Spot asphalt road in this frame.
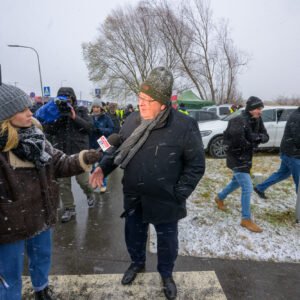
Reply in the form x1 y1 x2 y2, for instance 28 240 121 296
43 169 300 300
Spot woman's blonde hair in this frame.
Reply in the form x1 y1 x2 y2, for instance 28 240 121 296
0 117 41 152
0 120 19 151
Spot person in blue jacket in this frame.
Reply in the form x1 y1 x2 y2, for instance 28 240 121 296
89 99 114 192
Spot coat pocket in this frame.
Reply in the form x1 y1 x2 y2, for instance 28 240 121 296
0 200 26 236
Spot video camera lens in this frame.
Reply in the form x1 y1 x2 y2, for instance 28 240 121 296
55 95 72 115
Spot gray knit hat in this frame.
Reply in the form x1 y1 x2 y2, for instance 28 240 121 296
91 98 103 107
0 84 32 122
140 67 174 104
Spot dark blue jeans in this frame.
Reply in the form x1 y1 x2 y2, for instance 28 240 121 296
0 229 52 300
125 209 178 278
256 154 300 193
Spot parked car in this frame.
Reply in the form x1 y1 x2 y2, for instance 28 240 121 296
199 106 297 158
187 109 220 122
201 104 232 118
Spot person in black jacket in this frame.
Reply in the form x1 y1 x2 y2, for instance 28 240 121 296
90 67 205 300
254 107 300 223
43 87 95 222
215 96 269 233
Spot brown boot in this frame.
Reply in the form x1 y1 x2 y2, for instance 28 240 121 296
241 219 263 233
215 196 227 211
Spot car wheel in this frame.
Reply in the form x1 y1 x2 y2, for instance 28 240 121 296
209 136 226 158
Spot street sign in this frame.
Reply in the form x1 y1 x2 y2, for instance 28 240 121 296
44 86 51 97
95 88 101 98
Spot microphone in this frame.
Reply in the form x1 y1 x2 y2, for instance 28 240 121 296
97 133 121 153
107 133 122 148
92 133 122 174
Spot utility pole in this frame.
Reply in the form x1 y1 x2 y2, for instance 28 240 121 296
8 44 44 97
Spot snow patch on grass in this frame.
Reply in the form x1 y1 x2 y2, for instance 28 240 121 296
150 155 300 263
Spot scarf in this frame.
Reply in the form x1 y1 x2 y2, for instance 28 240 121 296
114 106 171 168
0 126 52 169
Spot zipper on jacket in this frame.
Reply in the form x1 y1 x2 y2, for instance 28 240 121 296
155 145 158 157
0 275 9 288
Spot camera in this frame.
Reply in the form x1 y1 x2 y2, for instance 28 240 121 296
55 95 72 116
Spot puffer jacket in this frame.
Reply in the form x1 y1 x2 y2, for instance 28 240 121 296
101 109 205 224
224 111 269 173
0 142 91 244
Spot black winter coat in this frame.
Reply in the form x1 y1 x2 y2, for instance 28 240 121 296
44 105 93 155
101 109 205 224
280 107 300 158
224 111 269 173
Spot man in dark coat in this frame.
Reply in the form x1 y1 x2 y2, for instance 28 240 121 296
90 67 205 300
43 87 94 222
215 96 269 233
254 106 300 223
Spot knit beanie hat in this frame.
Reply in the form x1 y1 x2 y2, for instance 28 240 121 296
140 67 174 104
0 84 32 122
91 98 103 107
245 96 264 112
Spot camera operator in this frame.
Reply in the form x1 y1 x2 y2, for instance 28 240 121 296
43 87 95 223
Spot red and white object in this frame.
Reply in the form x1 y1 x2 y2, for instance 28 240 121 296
97 136 111 152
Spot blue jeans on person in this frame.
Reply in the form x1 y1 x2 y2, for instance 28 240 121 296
0 229 52 300
125 208 178 278
218 171 253 219
256 154 300 194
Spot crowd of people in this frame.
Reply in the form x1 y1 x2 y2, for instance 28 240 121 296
0 66 299 300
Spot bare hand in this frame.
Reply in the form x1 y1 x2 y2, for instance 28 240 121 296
70 107 76 119
89 166 104 189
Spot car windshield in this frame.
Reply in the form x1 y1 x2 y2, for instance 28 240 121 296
222 110 242 121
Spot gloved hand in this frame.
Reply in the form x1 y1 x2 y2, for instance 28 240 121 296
83 150 102 165
259 133 269 143
251 133 262 143
94 128 103 136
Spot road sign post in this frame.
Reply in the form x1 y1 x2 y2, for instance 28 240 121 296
44 86 51 97
95 88 101 98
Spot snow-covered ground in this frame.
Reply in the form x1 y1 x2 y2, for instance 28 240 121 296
150 155 300 263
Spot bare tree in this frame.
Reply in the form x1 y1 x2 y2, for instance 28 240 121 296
83 0 248 104
82 3 179 101
148 0 248 103
216 21 248 103
273 96 300 105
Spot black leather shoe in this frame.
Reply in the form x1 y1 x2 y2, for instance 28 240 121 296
61 208 76 223
121 264 145 285
34 286 55 300
162 277 177 300
254 187 268 199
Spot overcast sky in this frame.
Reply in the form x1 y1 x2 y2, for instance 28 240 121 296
1 0 300 101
